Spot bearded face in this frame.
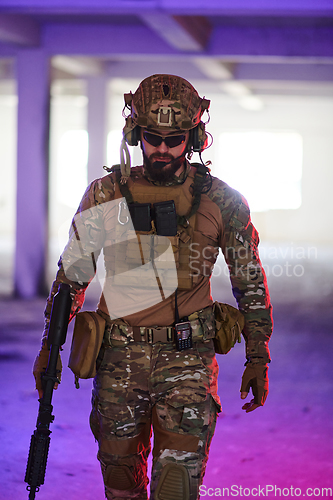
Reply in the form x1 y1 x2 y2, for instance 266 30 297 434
140 129 189 183
143 151 186 183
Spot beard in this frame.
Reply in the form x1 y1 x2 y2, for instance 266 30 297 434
143 152 185 183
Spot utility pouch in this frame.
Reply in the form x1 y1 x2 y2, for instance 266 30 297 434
129 203 152 232
154 200 178 236
68 311 106 379
213 302 245 354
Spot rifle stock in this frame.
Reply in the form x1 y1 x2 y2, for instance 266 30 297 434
25 283 72 499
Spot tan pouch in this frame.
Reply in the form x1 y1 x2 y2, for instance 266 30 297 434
213 302 245 354
68 311 106 379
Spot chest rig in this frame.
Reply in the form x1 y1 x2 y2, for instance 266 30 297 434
105 164 215 291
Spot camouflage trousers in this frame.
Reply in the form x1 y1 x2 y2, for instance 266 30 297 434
90 339 221 500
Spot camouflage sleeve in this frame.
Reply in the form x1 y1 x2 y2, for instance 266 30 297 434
209 177 273 365
41 174 115 345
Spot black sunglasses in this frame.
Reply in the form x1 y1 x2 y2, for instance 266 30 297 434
143 131 186 148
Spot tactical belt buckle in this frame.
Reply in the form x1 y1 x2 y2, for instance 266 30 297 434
146 327 173 343
132 326 173 343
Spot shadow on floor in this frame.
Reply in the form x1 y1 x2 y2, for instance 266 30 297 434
1 271 333 499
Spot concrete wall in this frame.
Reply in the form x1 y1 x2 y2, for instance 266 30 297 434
206 93 333 246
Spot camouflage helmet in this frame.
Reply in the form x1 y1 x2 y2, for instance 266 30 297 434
123 74 210 144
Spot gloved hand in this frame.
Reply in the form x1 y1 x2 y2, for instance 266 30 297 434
240 363 269 413
33 347 62 399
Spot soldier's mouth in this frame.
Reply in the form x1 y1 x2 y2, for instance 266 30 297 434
150 154 174 169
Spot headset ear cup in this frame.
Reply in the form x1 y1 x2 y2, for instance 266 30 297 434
132 126 140 146
191 123 207 152
123 117 140 146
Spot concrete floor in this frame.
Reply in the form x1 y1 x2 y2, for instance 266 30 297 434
1 251 333 500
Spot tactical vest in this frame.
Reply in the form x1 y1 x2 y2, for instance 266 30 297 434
103 166 219 291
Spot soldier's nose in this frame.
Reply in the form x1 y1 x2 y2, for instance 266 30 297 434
156 141 168 153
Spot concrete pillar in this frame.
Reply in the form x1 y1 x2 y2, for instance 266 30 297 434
86 76 109 183
14 49 50 297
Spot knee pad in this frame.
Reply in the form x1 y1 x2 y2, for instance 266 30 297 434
104 464 136 491
154 464 189 500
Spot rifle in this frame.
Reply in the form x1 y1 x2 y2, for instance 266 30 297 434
25 283 72 499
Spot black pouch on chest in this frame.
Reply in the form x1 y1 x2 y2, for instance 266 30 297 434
129 203 152 232
154 200 177 236
129 200 177 237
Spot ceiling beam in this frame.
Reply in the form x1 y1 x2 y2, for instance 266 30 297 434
160 0 333 16
0 14 40 46
1 21 332 66
0 0 332 16
39 24 333 60
139 13 211 51
172 16 212 50
210 26 333 59
43 24 176 55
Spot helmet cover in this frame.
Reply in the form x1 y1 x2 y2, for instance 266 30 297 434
123 74 210 137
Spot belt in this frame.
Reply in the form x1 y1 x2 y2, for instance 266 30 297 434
103 316 205 347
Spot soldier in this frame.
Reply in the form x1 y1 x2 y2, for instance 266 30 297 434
33 74 273 500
